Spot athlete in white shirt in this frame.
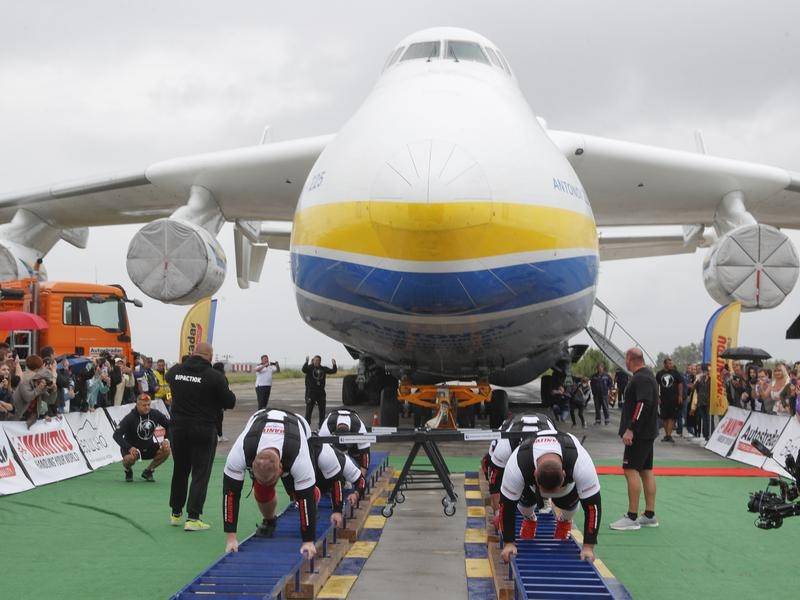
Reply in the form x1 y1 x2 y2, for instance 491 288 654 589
499 431 602 564
319 409 371 474
222 409 316 558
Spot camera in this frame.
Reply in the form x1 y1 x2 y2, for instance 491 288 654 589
746 439 800 529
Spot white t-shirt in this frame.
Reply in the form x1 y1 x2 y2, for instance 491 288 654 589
500 432 601 502
318 410 371 450
316 444 363 484
489 415 556 468
224 410 315 490
255 364 278 387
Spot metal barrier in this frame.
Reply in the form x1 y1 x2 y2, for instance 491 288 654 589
509 512 614 600
172 452 390 599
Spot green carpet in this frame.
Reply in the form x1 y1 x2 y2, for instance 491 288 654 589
0 457 289 600
1 456 795 599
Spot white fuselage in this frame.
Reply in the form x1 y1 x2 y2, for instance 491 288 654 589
290 34 598 383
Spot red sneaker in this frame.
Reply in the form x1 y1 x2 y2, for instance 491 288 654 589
554 519 572 540
519 518 537 539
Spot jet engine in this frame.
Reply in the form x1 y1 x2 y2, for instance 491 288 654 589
126 218 226 305
702 224 799 310
0 240 47 281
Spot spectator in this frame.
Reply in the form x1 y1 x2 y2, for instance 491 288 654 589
786 382 798 417
0 363 14 420
302 355 337 428
154 359 171 409
86 358 111 411
549 384 570 423
656 357 683 443
590 363 612 426
693 364 711 441
111 358 126 405
678 364 695 437
756 369 772 413
122 362 136 404
570 377 591 428
614 368 630 409
56 357 76 413
104 353 123 407
773 364 792 415
12 356 55 426
727 363 747 409
255 355 280 410
136 357 159 398
742 365 759 411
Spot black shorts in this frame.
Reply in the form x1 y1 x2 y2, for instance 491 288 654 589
660 399 679 419
623 438 654 471
121 442 161 460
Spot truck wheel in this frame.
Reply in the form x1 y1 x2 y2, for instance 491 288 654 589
379 386 400 427
342 375 360 406
489 389 509 429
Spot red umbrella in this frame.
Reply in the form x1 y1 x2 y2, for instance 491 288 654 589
0 311 49 330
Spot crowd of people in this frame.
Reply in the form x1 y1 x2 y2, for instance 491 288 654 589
0 344 173 425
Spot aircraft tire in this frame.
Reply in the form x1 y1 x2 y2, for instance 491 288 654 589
489 389 509 429
379 386 400 427
342 374 360 406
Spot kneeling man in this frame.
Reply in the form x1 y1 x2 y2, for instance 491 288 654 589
113 393 171 482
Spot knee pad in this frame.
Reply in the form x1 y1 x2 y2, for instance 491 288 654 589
254 481 276 504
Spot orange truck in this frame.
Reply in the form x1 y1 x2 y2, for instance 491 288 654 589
0 278 141 362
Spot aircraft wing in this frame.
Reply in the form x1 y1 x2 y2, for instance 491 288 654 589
0 134 334 228
547 129 800 228
598 233 696 261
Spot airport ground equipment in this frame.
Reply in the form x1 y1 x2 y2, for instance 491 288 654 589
171 453 390 599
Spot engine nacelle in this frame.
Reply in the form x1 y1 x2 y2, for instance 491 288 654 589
126 218 226 305
702 224 799 310
0 240 47 281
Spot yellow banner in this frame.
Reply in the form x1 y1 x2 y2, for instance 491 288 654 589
703 302 741 416
179 298 217 359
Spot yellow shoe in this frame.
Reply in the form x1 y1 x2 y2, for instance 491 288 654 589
169 513 182 527
184 518 211 531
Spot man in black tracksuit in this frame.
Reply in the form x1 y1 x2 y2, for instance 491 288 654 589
167 343 236 531
302 355 337 428
609 347 659 531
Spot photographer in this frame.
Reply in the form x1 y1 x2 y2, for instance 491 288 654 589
11 356 56 426
255 355 280 410
85 357 111 411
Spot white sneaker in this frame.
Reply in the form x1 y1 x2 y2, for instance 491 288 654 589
609 515 641 531
636 514 659 528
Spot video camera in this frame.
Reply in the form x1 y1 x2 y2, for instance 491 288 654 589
746 439 800 529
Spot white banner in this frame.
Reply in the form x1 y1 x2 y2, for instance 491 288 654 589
705 407 751 457
0 424 35 495
104 405 131 429
763 418 800 478
150 399 170 443
64 410 119 469
2 417 90 486
728 411 789 468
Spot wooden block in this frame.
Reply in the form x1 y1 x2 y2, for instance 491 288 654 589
487 540 515 600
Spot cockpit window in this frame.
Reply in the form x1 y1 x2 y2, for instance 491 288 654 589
496 51 513 75
484 47 504 70
382 46 405 71
400 41 441 62
445 41 489 65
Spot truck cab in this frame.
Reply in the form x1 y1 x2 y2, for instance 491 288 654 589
0 279 138 362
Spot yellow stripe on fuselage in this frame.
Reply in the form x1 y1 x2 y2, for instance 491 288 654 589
292 201 597 262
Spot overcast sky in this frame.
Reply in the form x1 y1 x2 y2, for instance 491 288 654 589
1 1 799 366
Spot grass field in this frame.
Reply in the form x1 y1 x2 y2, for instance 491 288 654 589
2 456 796 599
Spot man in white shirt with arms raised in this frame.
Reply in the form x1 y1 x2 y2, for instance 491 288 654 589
254 355 280 410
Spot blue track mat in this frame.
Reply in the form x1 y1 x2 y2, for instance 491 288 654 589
509 512 616 600
172 452 389 600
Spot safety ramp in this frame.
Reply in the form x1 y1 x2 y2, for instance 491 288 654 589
172 452 391 600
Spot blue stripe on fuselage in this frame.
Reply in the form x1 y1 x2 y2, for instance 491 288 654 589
291 253 598 317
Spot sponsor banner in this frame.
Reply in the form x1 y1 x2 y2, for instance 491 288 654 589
702 302 741 416
2 417 90 486
179 297 217 359
64 410 119 469
763 417 800 478
705 407 751 457
0 424 35 495
729 411 789 467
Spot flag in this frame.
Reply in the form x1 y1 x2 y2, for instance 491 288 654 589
179 298 218 359
702 302 741 416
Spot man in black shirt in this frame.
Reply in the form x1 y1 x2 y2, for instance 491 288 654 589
610 348 659 531
590 364 613 425
302 355 337 428
613 369 630 409
113 393 171 482
656 357 683 443
166 342 236 531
